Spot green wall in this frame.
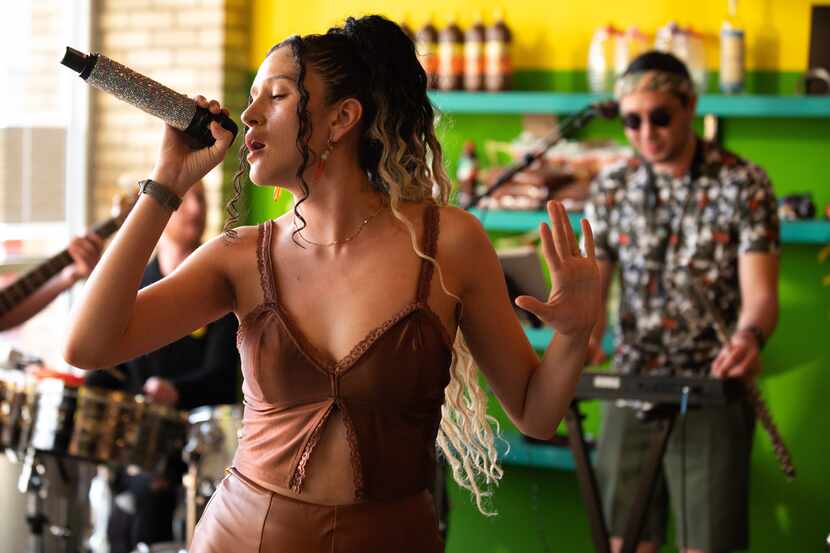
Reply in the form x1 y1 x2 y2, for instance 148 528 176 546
242 69 830 551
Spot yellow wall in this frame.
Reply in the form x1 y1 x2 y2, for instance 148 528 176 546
251 1 825 72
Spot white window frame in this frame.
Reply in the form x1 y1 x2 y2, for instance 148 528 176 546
0 0 91 274
65 0 92 241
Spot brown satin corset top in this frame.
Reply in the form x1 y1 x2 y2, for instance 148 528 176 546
234 204 454 501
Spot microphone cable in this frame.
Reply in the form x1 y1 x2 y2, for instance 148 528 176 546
680 385 690 551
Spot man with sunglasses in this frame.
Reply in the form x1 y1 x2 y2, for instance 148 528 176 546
584 51 779 553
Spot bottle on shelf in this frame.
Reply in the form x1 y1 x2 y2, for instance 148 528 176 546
686 27 708 93
485 10 512 92
456 140 480 207
438 15 464 91
720 0 745 94
588 24 620 93
615 26 649 77
415 17 439 89
464 13 486 92
654 20 681 54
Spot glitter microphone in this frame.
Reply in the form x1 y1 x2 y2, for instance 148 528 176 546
61 46 238 149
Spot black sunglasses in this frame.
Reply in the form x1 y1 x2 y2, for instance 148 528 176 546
621 108 672 130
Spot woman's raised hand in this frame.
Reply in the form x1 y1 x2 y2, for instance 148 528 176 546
150 95 235 197
514 200 601 338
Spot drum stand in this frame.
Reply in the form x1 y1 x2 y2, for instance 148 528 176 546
182 436 206 548
182 459 200 547
17 448 74 553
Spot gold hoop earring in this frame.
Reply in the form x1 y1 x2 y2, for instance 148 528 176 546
273 186 282 202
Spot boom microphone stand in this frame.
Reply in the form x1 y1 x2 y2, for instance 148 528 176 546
462 100 618 211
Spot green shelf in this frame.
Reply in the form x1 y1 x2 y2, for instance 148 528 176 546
429 91 830 118
472 209 830 245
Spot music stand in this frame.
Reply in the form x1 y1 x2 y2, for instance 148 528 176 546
497 245 548 328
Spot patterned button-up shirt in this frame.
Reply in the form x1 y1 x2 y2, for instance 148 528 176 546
585 139 779 376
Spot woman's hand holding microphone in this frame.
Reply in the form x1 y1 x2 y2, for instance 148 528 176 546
150 95 236 198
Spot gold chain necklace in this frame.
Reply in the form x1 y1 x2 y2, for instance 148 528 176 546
294 204 386 247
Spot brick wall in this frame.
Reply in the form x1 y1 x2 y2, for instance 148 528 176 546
91 0 251 237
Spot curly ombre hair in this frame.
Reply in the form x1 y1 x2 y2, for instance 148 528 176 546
224 15 503 514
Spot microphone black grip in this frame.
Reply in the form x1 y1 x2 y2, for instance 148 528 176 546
185 106 239 149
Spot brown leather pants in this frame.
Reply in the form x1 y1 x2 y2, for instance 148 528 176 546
189 468 445 553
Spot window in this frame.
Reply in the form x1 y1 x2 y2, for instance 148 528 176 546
0 0 90 365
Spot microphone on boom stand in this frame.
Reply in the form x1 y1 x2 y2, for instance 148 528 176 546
462 100 619 211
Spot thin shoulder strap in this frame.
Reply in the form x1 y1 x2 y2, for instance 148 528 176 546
415 204 440 303
256 220 278 304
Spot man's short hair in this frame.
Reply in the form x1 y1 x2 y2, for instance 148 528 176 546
617 51 694 105
622 50 692 80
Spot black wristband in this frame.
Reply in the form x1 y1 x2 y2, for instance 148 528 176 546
738 324 766 350
138 179 181 211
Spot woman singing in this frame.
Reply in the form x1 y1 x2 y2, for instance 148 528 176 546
65 15 600 552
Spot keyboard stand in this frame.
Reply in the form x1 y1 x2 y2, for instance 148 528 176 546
565 401 679 553
565 403 610 553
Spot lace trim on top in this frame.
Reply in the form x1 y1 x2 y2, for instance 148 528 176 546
288 401 335 494
331 303 423 374
235 224 278 348
255 221 276 304
338 402 366 500
328 204 442 373
235 303 276 347
261 205 445 375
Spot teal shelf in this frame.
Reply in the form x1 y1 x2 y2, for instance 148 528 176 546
780 220 830 244
472 208 581 232
523 324 614 355
697 95 830 118
430 91 602 114
496 430 588 471
473 209 830 245
429 91 830 118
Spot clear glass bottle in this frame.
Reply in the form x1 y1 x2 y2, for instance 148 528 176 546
687 28 708 93
720 0 745 94
654 21 681 54
588 24 620 93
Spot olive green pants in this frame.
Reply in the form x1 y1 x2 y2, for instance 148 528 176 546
596 400 755 552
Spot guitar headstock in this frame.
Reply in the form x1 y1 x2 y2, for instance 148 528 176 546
110 191 139 228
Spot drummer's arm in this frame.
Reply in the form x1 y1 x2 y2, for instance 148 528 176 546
64 195 235 370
